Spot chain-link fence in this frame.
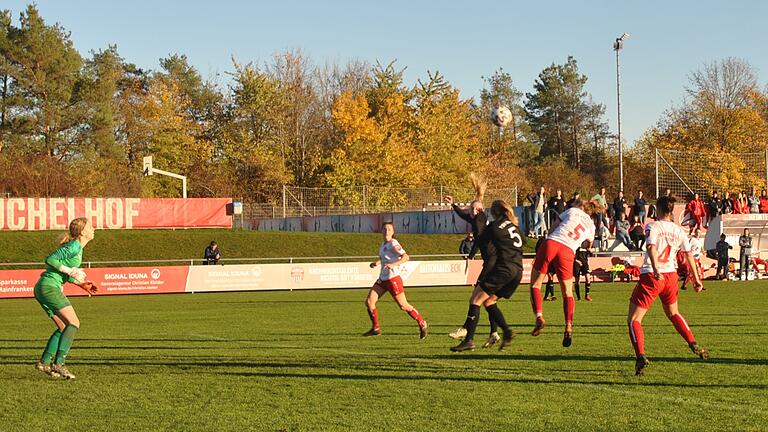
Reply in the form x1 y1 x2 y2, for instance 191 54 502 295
656 148 768 199
243 185 518 218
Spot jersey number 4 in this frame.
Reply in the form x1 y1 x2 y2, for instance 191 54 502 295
657 245 672 263
567 223 585 241
507 226 523 247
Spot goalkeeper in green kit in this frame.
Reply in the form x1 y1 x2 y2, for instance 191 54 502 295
34 217 98 379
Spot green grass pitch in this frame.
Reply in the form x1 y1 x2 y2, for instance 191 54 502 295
1 281 766 431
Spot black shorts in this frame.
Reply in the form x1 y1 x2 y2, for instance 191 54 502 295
479 266 523 299
476 256 498 285
574 262 590 276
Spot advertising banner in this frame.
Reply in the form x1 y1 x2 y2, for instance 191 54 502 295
0 198 232 231
1 256 719 299
0 266 189 299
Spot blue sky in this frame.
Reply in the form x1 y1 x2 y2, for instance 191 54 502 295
4 1 767 146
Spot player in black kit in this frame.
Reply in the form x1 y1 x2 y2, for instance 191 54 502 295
451 200 525 352
445 175 503 347
573 240 593 301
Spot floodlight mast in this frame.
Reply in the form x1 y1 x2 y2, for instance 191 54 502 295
614 32 630 192
142 155 187 198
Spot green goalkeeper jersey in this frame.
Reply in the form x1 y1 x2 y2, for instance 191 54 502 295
38 240 83 288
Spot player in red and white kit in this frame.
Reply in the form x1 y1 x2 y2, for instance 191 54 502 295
529 198 601 347
681 228 704 290
363 222 428 339
628 195 709 376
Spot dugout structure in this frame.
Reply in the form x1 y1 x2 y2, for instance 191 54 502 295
704 214 768 258
656 148 768 199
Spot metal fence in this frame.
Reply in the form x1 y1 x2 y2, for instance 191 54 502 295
656 148 768 198
243 185 518 218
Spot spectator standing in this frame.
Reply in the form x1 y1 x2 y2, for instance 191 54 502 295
715 234 732 280
566 192 581 209
528 186 547 237
708 191 722 224
685 193 706 234
546 189 566 230
633 191 647 223
760 189 768 213
739 228 753 280
629 215 645 250
459 233 475 256
612 191 628 233
203 241 221 265
734 191 749 214
616 213 633 250
748 187 760 214
722 193 733 214
548 189 566 214
592 187 609 230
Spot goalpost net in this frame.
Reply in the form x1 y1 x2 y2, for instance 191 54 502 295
656 148 768 199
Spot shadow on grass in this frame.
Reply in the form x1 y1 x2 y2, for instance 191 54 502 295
214 370 768 390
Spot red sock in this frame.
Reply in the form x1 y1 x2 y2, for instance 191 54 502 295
367 308 379 330
407 308 424 325
563 296 575 326
531 287 543 316
629 320 645 356
670 314 695 344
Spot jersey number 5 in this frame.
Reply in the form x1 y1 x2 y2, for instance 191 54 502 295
507 227 523 247
567 223 585 241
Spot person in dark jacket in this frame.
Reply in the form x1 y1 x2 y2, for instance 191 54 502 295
715 234 733 280
566 192 581 209
708 190 722 225
459 233 474 256
546 189 566 232
633 191 647 223
203 241 221 265
739 229 753 280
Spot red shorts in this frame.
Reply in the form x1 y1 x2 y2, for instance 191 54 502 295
532 239 575 280
374 276 404 296
630 272 679 309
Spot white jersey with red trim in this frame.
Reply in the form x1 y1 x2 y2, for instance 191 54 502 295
548 208 596 252
689 237 702 260
379 238 406 281
640 220 691 274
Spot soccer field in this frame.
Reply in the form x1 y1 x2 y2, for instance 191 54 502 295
1 281 766 432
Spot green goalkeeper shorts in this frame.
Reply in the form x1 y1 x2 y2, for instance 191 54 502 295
34 282 71 318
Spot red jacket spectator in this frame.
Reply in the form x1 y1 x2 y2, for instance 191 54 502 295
760 192 768 213
734 194 749 214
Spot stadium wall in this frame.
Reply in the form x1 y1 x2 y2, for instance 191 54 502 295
1 254 711 300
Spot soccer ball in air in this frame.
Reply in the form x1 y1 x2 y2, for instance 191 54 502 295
491 106 513 127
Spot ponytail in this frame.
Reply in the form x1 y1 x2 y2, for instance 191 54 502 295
470 173 487 204
491 200 518 225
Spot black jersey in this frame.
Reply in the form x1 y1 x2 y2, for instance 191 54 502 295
476 216 524 272
452 204 496 260
575 246 592 265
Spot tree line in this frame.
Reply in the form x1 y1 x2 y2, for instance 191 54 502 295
1 5 766 202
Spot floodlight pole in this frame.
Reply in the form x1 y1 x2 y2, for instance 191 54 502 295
614 33 629 192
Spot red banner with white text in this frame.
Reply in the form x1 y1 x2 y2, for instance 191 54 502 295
0 266 189 299
0 198 232 230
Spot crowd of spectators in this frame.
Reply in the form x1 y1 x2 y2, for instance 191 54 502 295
518 185 768 255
